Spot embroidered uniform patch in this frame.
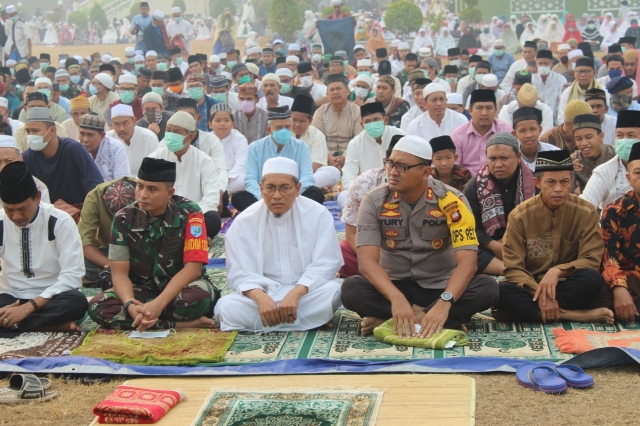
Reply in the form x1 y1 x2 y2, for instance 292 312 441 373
385 230 399 237
426 187 434 200
191 225 202 238
383 202 399 210
381 210 401 218
428 209 444 218
386 240 397 249
432 238 443 249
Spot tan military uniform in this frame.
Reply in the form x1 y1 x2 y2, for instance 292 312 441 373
356 176 478 289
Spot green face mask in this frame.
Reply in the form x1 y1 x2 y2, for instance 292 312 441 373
280 83 291 94
188 87 204 101
238 75 251 85
10 15 18 23
40 62 49 71
135 64 144 70
119 90 135 104
364 121 385 138
343 60 348 67
156 62 168 71
151 87 165 96
469 67 476 78
127 58 135 64
615 138 639 161
38 88 51 99
211 92 227 102
163 131 187 152
175 57 183 65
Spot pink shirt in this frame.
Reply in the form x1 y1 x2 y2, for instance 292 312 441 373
451 119 513 175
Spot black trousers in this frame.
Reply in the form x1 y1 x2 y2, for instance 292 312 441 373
232 187 325 212
204 211 221 239
495 268 604 322
0 290 88 337
341 274 499 328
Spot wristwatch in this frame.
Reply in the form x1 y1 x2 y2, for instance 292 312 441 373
122 300 134 313
440 292 455 304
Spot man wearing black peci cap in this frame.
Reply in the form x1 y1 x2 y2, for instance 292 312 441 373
500 40 538 91
259 48 277 76
532 49 567 122
297 61 327 105
32 53 49 79
291 95 327 173
585 88 616 146
136 67 152 99
511 107 560 172
571 114 616 192
496 149 612 324
557 56 603 124
597 142 640 323
0 162 87 336
87 157 220 331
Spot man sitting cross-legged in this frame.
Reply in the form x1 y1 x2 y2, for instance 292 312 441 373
595 142 640 323
215 157 343 332
495 150 614 324
341 136 499 338
87 158 220 331
0 162 87 336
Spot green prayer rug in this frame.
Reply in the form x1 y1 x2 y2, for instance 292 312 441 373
208 235 227 259
191 389 383 426
72 328 237 365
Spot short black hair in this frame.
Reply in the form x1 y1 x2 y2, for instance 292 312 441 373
404 53 418 62
476 61 491 72
607 54 624 66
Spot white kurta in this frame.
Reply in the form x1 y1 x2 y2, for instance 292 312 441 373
195 130 229 192
256 94 294 110
406 108 468 140
308 83 328 101
107 126 159 176
581 155 631 211
149 145 221 212
92 136 131 182
400 105 425 131
0 202 84 299
298 125 328 166
602 114 616 146
166 19 196 53
61 118 79 141
498 100 554 133
220 129 248 194
342 125 405 190
215 196 343 332
500 58 528 91
532 72 568 123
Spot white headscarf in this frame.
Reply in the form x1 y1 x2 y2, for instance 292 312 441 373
303 10 317 33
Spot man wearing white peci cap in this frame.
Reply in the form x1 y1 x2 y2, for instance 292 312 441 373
89 73 120 116
257 73 294 110
0 97 24 136
166 6 195 54
103 74 141 127
5 4 31 61
215 156 343 332
106 104 159 176
406 83 468 140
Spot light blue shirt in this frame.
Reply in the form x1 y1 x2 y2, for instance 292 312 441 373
130 14 153 51
488 52 515 83
56 96 71 118
244 135 316 200
606 101 640 117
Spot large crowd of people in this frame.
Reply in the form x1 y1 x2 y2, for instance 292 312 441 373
1 0 640 340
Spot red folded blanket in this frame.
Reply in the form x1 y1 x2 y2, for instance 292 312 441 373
93 385 183 424
552 328 640 354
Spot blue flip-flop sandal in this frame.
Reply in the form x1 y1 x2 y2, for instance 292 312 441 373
516 363 568 394
539 363 594 389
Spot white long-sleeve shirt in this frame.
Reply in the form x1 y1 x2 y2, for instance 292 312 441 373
581 155 631 211
532 72 567 123
342 125 405 190
220 129 248 194
256 94 294 110
297 125 328 166
194 130 229 192
400 105 424 131
92 136 131 182
500 58 529 91
406 108 468 140
149 145 221 212
498 99 554 133
165 19 195 53
0 202 84 299
107 126 159 176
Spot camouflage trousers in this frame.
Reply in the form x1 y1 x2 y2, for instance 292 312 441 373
87 278 220 330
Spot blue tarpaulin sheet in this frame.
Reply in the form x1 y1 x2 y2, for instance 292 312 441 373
2 348 640 376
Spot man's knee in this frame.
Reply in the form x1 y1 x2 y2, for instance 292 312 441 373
475 275 500 306
63 291 89 318
204 211 221 239
231 191 258 212
572 268 605 294
302 186 325 205
86 291 124 326
341 275 369 309
178 280 219 318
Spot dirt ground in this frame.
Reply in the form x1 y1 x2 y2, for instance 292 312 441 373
1 365 640 425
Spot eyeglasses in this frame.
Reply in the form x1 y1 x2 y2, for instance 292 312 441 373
263 184 295 194
383 159 427 173
575 69 592 75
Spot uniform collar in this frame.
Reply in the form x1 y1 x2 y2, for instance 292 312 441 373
131 197 181 231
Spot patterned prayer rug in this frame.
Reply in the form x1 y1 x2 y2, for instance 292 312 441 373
191 389 383 426
208 235 226 259
72 328 237 365
0 331 86 361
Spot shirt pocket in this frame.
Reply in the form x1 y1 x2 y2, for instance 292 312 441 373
560 236 579 261
421 227 451 251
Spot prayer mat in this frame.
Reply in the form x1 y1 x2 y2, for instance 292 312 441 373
192 389 383 426
373 319 469 349
72 328 237 365
93 385 184 424
208 235 226 259
92 374 475 426
0 331 86 360
219 216 237 235
552 328 640 354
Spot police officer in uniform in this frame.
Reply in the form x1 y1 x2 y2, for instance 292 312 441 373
342 135 499 338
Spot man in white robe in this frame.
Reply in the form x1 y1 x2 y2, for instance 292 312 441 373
106 104 159 175
215 157 343 332
406 83 468 140
166 7 195 54
0 161 87 336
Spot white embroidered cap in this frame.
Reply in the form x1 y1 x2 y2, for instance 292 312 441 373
262 157 299 178
422 82 447 100
568 49 584 60
393 135 432 160
111 104 134 118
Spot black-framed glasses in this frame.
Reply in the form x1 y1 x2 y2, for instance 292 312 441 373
383 159 427 173
263 184 295 194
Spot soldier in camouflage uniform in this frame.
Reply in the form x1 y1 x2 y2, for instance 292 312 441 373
87 158 220 330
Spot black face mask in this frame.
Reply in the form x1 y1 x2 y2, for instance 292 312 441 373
560 56 569 65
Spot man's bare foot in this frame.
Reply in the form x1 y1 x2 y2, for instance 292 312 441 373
360 317 385 336
560 308 615 325
322 320 333 330
34 321 80 332
175 317 219 329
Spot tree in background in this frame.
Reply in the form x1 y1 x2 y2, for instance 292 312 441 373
172 0 187 13
210 0 237 19
45 6 65 24
129 2 141 17
68 10 89 30
269 0 303 41
90 4 109 31
458 0 482 29
384 0 422 36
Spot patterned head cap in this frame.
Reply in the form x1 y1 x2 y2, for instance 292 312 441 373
102 179 136 216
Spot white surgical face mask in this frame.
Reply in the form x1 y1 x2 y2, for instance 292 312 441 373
299 75 314 88
26 128 51 151
449 59 461 67
354 87 369 98
538 65 551 76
